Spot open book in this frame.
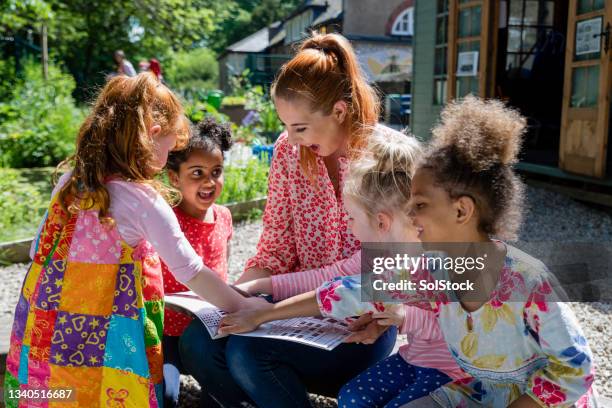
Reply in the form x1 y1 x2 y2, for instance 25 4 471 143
164 291 352 351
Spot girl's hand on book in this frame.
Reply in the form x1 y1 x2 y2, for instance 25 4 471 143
344 313 389 345
218 310 263 334
372 304 405 327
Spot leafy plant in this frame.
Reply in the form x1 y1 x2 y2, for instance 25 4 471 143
184 101 230 125
242 85 283 141
218 157 269 204
165 48 219 98
0 60 85 168
221 96 247 106
0 168 53 242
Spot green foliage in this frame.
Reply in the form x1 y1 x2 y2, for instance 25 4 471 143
2 0 219 100
207 0 302 53
0 58 18 102
0 168 54 242
218 158 269 204
1 0 301 99
245 85 283 136
0 0 53 31
184 101 230 125
221 96 247 106
165 48 218 97
0 60 85 168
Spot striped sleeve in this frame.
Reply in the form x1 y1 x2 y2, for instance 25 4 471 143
400 306 441 339
271 252 361 301
398 306 467 380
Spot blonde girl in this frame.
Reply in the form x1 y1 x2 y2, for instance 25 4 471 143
221 129 470 408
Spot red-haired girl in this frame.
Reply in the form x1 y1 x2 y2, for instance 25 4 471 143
4 73 264 408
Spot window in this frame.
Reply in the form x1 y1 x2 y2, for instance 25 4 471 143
433 0 449 105
506 0 555 76
391 7 414 36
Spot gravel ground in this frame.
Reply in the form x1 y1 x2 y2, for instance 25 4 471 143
1 186 611 407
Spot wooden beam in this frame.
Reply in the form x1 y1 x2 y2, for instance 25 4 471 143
41 23 48 80
447 0 458 100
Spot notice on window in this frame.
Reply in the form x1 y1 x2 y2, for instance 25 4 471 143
456 51 479 77
576 17 602 56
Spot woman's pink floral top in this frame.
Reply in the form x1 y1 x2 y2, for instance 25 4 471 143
315 245 598 407
245 131 360 275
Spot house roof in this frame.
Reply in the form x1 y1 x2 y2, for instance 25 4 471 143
285 0 330 20
225 26 271 54
269 21 286 47
312 0 343 26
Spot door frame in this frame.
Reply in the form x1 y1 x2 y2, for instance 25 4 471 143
559 0 611 178
447 0 498 100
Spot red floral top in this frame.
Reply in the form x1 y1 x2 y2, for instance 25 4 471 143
245 131 360 275
162 204 233 336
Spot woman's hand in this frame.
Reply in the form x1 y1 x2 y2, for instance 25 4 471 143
235 278 273 296
344 313 390 345
218 309 265 334
372 304 406 327
239 296 272 311
235 267 272 284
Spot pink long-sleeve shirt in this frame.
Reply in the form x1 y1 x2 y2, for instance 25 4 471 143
272 251 466 380
30 172 204 283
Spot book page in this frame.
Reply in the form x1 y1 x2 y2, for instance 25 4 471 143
164 292 351 350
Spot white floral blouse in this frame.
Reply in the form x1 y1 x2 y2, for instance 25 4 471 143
315 244 598 407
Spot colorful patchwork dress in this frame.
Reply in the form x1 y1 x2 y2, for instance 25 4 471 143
4 192 165 407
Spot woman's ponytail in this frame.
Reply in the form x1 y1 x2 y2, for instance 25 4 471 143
272 33 380 180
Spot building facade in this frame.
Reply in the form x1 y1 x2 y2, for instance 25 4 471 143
412 0 612 181
219 0 415 124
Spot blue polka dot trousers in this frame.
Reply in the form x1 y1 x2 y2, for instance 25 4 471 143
337 353 451 408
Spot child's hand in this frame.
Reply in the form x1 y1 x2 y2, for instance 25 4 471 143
372 304 406 327
218 310 263 334
344 313 390 344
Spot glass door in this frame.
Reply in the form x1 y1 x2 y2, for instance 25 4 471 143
447 0 497 99
559 0 611 177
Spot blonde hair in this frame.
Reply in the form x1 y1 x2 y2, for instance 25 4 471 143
56 72 189 222
272 33 380 182
343 127 422 216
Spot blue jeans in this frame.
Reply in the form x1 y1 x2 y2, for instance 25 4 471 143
162 335 182 407
337 354 451 408
179 319 397 408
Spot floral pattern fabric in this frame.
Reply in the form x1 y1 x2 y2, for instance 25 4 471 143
315 245 598 407
4 192 164 407
244 132 360 275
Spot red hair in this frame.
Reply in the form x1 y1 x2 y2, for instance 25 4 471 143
272 33 380 180
56 73 188 222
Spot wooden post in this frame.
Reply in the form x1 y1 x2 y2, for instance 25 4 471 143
41 23 48 80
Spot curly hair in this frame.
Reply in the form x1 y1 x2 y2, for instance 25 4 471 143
421 95 526 240
56 72 189 223
166 118 233 173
